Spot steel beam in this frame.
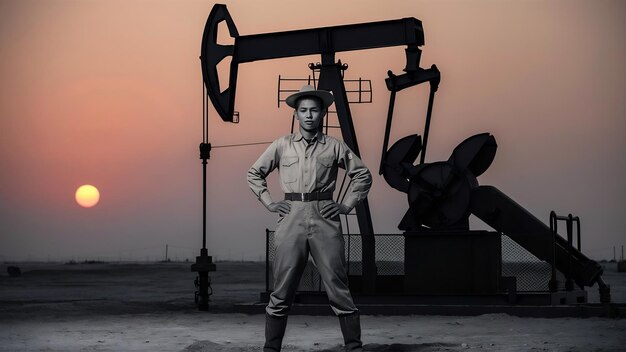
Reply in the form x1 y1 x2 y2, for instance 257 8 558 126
235 18 424 63
317 53 377 293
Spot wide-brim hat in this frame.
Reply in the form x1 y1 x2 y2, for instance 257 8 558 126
285 85 334 109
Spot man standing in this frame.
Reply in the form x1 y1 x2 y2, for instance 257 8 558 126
247 85 372 352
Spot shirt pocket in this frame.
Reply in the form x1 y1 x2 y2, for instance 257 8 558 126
315 156 336 187
279 156 299 184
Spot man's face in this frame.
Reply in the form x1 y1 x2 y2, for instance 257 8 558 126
295 97 325 133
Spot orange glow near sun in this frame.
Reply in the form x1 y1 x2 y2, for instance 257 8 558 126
75 185 100 208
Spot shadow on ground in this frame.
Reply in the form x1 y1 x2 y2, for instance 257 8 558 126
183 340 459 352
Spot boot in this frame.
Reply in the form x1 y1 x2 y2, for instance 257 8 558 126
339 312 363 352
264 313 288 352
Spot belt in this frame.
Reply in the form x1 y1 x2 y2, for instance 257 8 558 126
284 192 333 202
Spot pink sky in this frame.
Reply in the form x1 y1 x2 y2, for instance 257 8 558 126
0 0 625 262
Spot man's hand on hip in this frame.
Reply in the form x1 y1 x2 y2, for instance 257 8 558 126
267 201 292 215
320 202 351 219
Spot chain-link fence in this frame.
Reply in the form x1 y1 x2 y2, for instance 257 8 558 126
501 234 567 291
266 230 561 293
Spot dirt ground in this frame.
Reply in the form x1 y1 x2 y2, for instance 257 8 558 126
1 261 625 351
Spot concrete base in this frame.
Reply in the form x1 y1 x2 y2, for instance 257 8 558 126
259 289 587 306
236 289 626 317
234 301 625 318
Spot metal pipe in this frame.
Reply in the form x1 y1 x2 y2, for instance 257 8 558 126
379 90 396 175
565 214 574 291
202 157 207 249
419 86 436 164
575 216 581 251
316 53 376 293
277 75 281 108
548 211 558 292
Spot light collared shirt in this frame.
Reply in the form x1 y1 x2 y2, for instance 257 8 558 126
247 131 372 209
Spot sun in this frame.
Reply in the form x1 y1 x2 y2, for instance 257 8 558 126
75 185 100 208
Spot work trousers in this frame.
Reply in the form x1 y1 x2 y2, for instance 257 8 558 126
267 199 358 317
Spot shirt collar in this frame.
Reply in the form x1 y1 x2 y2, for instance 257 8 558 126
292 131 326 144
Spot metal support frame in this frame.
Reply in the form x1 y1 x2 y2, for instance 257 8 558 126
549 211 582 292
547 210 610 304
380 62 440 173
277 75 372 108
314 54 377 291
471 186 604 291
548 211 560 292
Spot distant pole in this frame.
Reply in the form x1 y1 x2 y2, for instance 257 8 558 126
165 244 169 261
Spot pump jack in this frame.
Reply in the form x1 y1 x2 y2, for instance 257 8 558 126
200 3 438 293
197 4 612 313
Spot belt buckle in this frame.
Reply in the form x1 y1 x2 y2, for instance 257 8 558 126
299 193 306 202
